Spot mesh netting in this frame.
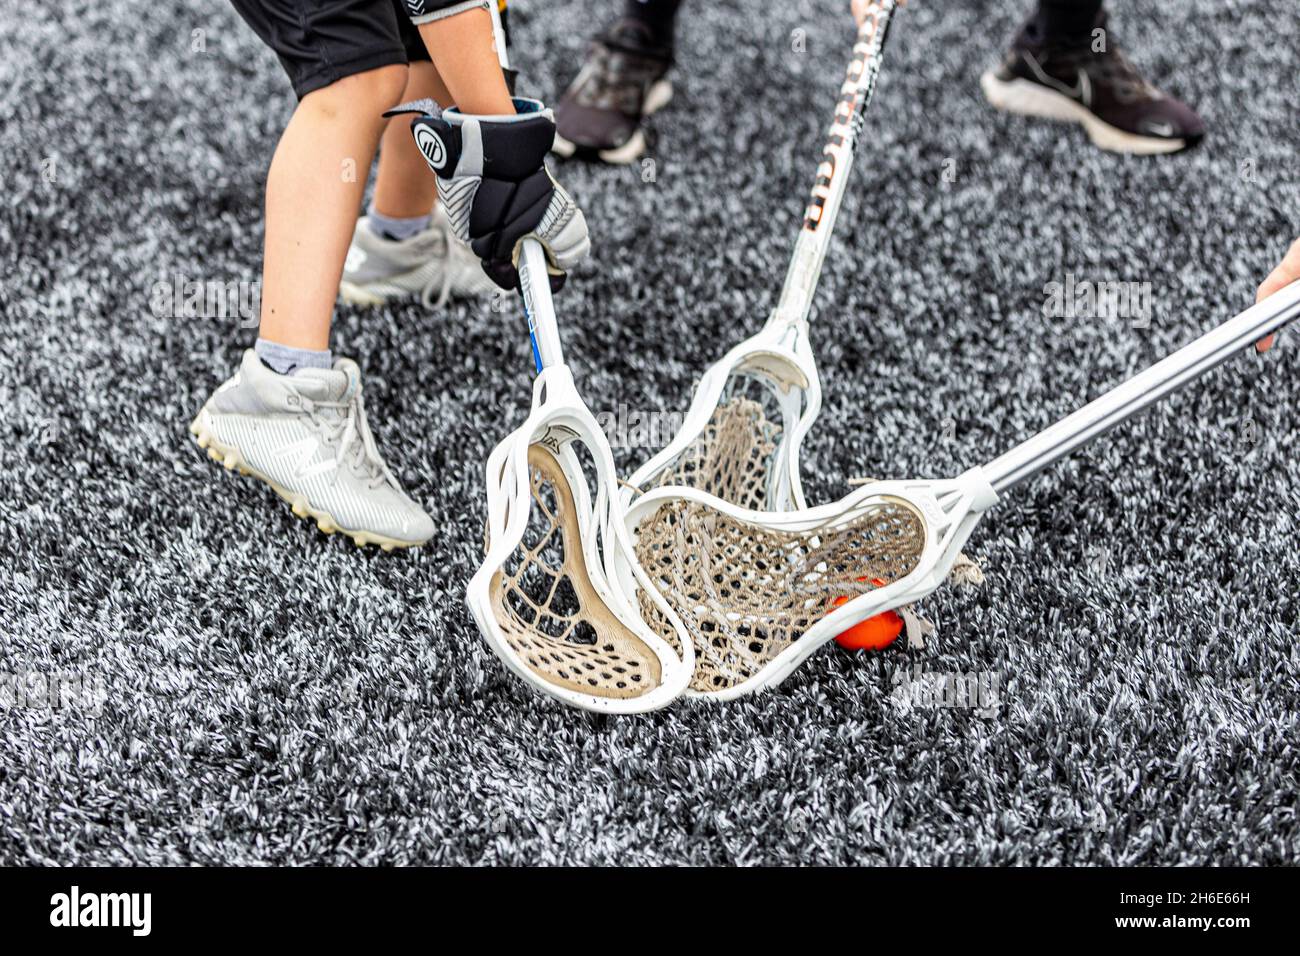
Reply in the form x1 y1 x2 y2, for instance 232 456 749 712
634 496 927 693
489 446 663 698
651 392 782 510
632 392 782 664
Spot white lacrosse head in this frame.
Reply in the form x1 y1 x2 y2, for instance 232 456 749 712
624 313 822 514
614 468 998 700
467 365 695 713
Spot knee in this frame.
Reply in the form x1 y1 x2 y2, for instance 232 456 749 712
360 63 411 110
305 64 410 121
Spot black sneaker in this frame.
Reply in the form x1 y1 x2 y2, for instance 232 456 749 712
552 19 674 165
981 14 1205 155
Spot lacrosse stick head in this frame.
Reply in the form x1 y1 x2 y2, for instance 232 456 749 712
618 468 998 700
467 365 694 713
625 315 823 514
619 0 901 517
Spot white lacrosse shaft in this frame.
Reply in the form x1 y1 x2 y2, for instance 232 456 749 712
485 0 565 374
984 279 1300 494
519 238 565 371
767 0 900 331
487 0 508 65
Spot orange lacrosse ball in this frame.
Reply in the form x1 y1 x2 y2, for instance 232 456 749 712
830 578 905 651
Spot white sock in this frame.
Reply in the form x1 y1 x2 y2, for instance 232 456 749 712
368 205 432 242
254 338 332 376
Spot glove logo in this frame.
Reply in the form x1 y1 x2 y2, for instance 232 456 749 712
415 126 447 171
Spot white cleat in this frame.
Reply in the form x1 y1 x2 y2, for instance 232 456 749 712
339 208 497 308
189 350 435 550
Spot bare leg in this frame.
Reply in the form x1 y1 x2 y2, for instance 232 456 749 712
258 64 409 350
416 7 514 115
373 6 517 220
371 61 449 220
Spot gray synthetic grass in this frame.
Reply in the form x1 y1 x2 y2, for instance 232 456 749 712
0 0 1297 865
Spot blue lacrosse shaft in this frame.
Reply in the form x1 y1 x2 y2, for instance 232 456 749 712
527 308 544 374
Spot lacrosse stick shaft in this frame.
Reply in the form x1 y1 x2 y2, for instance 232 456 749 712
984 280 1300 494
483 8 564 373
519 238 565 372
488 0 508 67
766 0 900 330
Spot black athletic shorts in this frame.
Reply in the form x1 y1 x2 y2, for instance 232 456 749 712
230 0 509 100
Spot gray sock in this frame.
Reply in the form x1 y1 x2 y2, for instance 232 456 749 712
368 205 432 242
255 338 333 376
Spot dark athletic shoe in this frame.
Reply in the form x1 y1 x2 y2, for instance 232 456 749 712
552 19 674 165
980 14 1205 155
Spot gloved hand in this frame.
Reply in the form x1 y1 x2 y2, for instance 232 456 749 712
385 97 590 291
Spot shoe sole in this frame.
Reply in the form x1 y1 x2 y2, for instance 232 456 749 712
188 408 425 551
338 281 391 306
552 79 674 165
980 71 1190 156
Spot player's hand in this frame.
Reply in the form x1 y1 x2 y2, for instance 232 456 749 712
1256 237 1300 353
387 98 589 292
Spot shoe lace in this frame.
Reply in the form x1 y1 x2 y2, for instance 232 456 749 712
306 387 398 492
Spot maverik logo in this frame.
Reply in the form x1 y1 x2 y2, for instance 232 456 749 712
50 886 152 936
415 125 447 171
803 6 886 232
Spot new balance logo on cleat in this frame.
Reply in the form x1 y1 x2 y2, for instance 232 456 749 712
272 435 336 480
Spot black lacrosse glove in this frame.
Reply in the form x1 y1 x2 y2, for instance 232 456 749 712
384 98 590 291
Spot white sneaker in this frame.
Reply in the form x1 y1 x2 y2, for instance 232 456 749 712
189 350 435 550
339 208 497 308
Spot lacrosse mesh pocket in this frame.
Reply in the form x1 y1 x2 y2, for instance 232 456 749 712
635 497 927 692
651 385 783 510
489 446 662 698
